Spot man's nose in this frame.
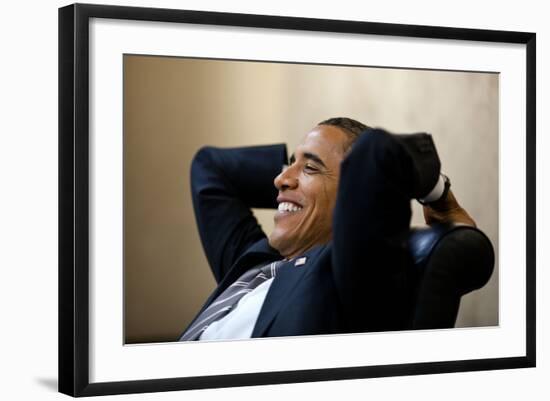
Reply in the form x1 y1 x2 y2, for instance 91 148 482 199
274 165 299 191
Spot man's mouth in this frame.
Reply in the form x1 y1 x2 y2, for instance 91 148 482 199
277 201 303 213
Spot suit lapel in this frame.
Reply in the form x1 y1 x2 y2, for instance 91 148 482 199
251 262 305 337
193 238 281 318
182 240 323 340
252 246 322 337
222 238 281 288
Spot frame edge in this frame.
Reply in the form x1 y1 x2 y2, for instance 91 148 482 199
525 32 536 368
58 3 77 397
59 3 94 397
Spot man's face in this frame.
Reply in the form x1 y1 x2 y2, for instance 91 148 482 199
268 125 350 258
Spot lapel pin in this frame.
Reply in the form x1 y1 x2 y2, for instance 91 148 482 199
295 257 307 266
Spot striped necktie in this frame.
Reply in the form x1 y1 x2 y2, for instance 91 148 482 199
179 260 284 341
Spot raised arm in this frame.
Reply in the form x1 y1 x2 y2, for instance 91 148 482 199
331 129 440 331
190 144 287 283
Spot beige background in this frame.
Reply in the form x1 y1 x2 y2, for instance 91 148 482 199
124 55 499 344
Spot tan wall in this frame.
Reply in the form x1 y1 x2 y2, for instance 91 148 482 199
123 55 499 344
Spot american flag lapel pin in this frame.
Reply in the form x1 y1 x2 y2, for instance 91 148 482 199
295 257 307 266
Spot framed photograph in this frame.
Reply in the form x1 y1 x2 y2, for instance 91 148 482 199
59 3 536 397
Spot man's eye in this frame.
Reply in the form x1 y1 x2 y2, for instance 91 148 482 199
304 164 319 172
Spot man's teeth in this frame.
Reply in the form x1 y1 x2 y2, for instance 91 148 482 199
278 202 303 212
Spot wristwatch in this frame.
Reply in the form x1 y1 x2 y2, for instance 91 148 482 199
418 174 451 205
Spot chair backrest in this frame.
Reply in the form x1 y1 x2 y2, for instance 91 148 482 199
407 223 495 329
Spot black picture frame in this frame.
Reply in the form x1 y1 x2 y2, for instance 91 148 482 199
59 3 536 397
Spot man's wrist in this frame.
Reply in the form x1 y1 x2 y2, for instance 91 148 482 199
418 174 451 206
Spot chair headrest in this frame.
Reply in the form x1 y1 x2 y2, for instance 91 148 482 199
408 223 495 295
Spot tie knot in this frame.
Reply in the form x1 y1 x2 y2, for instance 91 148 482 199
259 260 283 279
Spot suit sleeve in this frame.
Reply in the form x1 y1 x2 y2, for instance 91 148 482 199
331 129 418 332
190 144 288 283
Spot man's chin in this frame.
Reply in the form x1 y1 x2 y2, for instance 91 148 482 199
268 229 291 255
267 232 281 252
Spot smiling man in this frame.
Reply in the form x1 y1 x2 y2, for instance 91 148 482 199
269 124 346 260
178 117 474 341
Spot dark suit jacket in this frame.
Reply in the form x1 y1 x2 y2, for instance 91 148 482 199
180 130 417 339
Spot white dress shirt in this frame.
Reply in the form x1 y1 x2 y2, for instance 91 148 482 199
199 277 275 340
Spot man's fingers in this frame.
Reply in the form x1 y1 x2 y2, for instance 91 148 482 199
422 189 477 227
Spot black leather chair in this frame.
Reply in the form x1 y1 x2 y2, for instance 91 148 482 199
407 223 495 329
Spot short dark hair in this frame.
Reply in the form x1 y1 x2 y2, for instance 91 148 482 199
318 117 370 151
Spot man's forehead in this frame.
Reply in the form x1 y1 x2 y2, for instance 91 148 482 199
292 126 348 159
